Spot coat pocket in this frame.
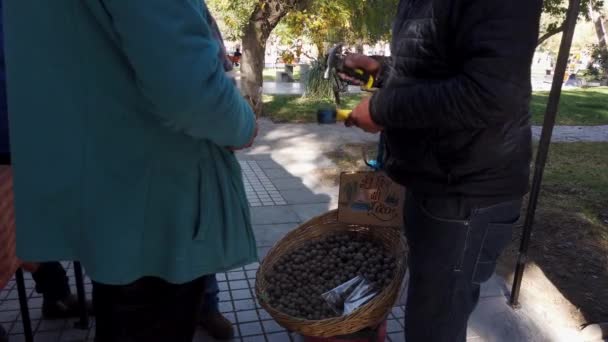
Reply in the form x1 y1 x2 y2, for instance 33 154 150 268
472 221 515 284
192 153 251 243
413 201 471 273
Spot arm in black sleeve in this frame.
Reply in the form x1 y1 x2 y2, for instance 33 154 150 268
370 56 392 88
370 0 542 130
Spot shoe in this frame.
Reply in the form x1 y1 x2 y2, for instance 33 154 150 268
0 324 8 342
199 312 235 340
42 294 93 319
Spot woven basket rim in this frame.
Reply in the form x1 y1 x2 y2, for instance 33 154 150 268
255 209 408 338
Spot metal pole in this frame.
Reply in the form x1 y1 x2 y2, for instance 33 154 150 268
73 261 90 329
15 269 34 342
510 0 582 307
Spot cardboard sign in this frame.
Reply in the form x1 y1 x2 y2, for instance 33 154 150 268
338 171 405 227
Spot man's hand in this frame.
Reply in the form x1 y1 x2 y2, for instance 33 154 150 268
229 120 258 151
345 97 383 133
339 54 381 85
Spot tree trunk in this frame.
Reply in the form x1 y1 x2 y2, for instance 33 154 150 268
241 0 310 116
589 1 607 50
241 20 267 116
355 39 364 54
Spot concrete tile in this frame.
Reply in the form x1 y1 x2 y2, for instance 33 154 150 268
219 301 234 313
268 178 307 191
280 190 331 205
469 297 543 342
290 203 332 222
253 223 295 247
227 271 247 281
238 321 263 336
250 206 300 225
2 300 20 311
234 299 256 312
0 310 18 323
231 289 252 300
391 306 405 319
257 247 272 261
5 290 19 300
262 320 285 333
290 332 305 342
229 280 250 290
258 309 272 321
267 332 290 342
9 321 26 334
388 332 405 342
263 169 294 179
236 310 259 323
246 270 257 279
256 160 283 169
223 312 237 324
480 274 509 299
28 309 43 321
242 335 265 342
244 262 260 271
219 291 231 302
387 319 403 333
218 281 229 291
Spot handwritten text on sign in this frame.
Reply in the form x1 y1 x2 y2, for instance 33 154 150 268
338 172 405 227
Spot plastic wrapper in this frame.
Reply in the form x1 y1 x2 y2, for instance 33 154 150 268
321 275 379 316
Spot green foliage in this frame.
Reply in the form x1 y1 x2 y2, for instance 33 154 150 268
303 60 335 100
274 0 398 52
538 0 604 49
582 44 608 79
206 0 257 40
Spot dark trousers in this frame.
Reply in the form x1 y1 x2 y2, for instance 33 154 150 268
92 276 206 342
31 262 71 302
404 192 522 342
201 275 220 314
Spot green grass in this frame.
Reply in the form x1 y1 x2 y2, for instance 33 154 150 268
530 87 608 126
539 142 608 229
262 94 363 123
262 88 608 125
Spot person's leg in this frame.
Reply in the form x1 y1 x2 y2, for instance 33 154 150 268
403 193 521 342
199 275 234 340
31 261 83 319
201 275 220 314
93 276 206 342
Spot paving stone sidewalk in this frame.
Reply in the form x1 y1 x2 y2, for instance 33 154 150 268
0 154 558 342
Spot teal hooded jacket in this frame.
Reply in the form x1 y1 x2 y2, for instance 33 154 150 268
3 0 257 285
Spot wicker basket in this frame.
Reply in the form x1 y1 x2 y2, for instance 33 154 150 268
255 210 408 338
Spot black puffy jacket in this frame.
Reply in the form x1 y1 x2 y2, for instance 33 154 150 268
370 0 543 198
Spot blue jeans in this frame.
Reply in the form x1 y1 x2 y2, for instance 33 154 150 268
404 192 522 342
201 275 219 314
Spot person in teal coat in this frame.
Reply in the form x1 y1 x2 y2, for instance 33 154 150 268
3 1 258 340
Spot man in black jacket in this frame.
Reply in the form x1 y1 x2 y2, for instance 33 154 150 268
343 0 542 340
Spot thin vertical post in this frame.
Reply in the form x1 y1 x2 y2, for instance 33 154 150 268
510 0 582 307
15 269 34 342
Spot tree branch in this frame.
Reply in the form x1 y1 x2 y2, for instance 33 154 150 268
538 23 565 46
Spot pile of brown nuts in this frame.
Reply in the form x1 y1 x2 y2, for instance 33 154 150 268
264 233 397 320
